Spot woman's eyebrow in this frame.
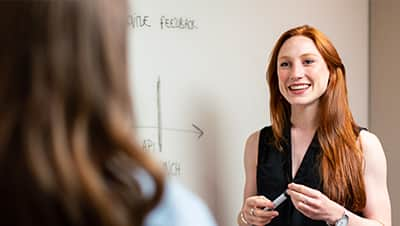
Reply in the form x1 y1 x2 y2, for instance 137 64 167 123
300 53 319 58
278 53 319 61
277 55 290 61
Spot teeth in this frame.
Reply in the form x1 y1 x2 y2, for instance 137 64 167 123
289 84 310 90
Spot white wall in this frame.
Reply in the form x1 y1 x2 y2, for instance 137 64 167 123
370 0 399 224
128 1 369 225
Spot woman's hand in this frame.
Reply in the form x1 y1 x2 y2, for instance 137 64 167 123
286 183 344 224
241 195 279 226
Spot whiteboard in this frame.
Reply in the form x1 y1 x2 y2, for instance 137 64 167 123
127 0 368 225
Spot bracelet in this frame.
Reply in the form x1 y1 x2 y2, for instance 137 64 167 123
240 211 250 225
375 219 385 226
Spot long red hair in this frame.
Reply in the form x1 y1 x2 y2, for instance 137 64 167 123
267 25 366 212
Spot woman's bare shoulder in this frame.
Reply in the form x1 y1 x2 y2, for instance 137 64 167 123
359 130 387 176
359 130 385 157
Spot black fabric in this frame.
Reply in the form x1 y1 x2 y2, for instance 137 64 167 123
256 126 325 226
257 126 367 226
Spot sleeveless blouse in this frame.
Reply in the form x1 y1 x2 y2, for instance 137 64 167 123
257 126 326 226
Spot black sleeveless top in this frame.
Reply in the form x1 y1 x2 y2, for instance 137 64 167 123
256 126 325 226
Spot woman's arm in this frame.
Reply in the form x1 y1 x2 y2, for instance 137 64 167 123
237 131 278 226
238 131 258 226
353 130 391 226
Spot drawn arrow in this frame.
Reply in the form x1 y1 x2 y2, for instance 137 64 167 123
191 123 204 139
135 123 205 139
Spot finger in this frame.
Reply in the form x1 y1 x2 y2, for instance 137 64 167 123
247 196 273 209
288 183 320 199
254 208 279 219
295 199 320 218
287 190 322 219
286 189 303 202
245 207 272 221
286 189 317 208
245 195 262 206
247 211 279 226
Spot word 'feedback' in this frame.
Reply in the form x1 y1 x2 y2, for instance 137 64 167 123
128 14 198 30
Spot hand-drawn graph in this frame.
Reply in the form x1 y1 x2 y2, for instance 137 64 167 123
136 77 204 152
134 77 204 176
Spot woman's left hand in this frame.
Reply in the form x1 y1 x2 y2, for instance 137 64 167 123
286 183 344 224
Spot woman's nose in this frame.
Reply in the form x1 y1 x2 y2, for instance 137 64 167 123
289 62 305 81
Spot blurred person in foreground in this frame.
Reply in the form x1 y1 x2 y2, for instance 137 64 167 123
0 1 217 226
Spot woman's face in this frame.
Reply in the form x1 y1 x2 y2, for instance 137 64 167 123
277 35 330 107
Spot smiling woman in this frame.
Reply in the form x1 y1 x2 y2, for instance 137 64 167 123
276 36 330 107
237 25 391 226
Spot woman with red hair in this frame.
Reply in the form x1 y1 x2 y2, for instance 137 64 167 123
237 25 391 226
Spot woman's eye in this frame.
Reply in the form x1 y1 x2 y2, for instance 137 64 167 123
280 62 289 67
304 59 314 65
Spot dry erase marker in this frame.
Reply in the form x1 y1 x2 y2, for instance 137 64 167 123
263 190 288 211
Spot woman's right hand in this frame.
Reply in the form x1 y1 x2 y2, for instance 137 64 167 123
240 195 279 226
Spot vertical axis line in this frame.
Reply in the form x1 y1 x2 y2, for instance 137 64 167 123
157 76 162 152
